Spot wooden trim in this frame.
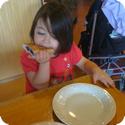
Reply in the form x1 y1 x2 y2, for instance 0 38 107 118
0 75 25 102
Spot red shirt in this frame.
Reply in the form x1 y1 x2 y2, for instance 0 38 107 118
20 43 83 93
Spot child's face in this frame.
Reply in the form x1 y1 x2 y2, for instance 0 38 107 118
34 19 59 51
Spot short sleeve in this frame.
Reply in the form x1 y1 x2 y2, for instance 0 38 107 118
70 42 83 65
20 51 38 73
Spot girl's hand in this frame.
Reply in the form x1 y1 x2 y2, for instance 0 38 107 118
92 67 115 88
35 50 52 64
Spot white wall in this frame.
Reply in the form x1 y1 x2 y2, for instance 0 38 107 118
0 0 41 83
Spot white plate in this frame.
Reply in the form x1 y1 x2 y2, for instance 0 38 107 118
31 121 65 125
52 83 116 125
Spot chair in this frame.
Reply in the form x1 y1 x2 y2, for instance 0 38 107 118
78 0 125 91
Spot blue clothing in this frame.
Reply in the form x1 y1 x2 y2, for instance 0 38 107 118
102 0 125 36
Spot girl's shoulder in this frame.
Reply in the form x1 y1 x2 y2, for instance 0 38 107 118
70 42 82 54
69 42 83 64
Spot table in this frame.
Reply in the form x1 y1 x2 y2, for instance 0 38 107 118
0 75 125 125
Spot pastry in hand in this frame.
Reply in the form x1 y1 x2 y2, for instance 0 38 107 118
22 43 54 57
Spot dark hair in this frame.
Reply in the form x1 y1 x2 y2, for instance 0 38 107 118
30 1 73 54
55 0 83 24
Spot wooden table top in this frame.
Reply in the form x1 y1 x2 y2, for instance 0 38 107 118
0 75 125 125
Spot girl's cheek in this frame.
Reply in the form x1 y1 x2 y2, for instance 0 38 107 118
33 35 38 43
53 40 59 49
34 36 43 44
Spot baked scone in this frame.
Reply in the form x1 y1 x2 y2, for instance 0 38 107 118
23 43 54 56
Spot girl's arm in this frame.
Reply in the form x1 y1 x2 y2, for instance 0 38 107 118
76 56 115 88
26 50 52 89
26 61 50 89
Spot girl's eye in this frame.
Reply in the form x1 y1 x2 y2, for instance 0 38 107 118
37 32 46 35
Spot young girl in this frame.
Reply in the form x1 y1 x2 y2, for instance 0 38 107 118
21 1 115 93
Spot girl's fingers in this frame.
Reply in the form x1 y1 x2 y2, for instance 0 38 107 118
35 53 40 63
105 76 115 88
94 76 110 88
101 79 110 88
108 80 115 88
40 51 50 60
35 50 51 63
92 75 97 84
93 74 115 88
101 78 115 88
